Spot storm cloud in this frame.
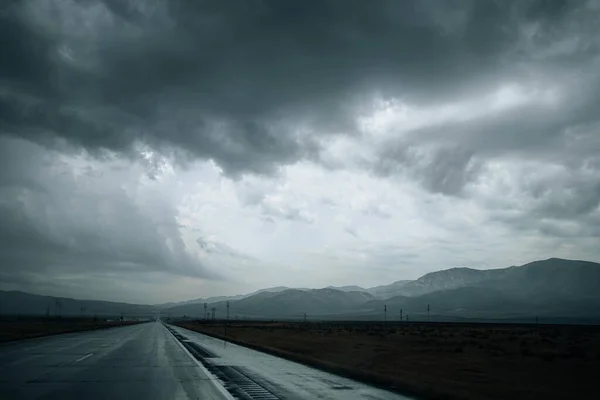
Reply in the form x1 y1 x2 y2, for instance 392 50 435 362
1 0 599 302
3 0 597 173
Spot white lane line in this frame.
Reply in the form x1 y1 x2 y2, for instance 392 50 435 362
163 325 235 400
75 353 93 362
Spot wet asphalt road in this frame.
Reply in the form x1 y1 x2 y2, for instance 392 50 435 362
168 325 410 400
0 322 410 399
0 322 230 400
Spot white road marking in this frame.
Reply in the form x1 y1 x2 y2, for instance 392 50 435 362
164 325 235 400
75 353 93 362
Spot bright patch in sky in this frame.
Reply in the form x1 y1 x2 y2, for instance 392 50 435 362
1 0 599 303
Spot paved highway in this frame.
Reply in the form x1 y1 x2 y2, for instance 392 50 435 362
168 324 410 400
0 322 231 399
0 322 410 399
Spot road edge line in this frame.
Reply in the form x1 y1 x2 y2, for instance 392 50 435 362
162 323 235 400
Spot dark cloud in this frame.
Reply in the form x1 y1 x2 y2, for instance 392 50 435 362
495 169 600 239
532 180 600 220
1 0 600 299
0 137 219 293
196 235 256 261
3 0 595 177
373 143 480 196
360 0 600 197
474 152 600 242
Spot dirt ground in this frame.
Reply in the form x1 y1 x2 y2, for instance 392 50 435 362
176 321 600 400
0 318 145 343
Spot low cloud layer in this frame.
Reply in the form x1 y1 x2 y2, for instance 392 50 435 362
1 0 599 303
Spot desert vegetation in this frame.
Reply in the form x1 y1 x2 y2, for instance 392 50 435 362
177 320 600 400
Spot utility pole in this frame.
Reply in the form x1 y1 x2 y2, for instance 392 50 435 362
225 301 230 337
211 307 216 320
384 305 387 330
80 307 86 318
204 303 207 320
55 299 62 317
400 309 403 322
427 304 430 322
304 313 307 323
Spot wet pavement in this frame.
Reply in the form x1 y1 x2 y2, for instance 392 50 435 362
0 321 411 399
168 324 411 400
0 322 231 399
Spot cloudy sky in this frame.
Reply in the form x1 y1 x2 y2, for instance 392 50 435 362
1 0 599 304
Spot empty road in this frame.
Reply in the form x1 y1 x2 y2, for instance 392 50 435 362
0 322 410 399
167 324 410 400
0 322 231 399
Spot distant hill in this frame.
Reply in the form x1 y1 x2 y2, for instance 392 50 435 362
166 288 375 318
479 258 600 299
157 286 292 309
4 258 599 321
324 281 416 300
365 258 600 318
367 258 600 300
365 280 413 299
389 268 505 297
166 258 600 320
365 287 525 317
0 290 157 318
326 285 366 292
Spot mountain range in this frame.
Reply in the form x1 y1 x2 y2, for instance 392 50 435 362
2 258 599 321
0 290 156 318
156 286 297 309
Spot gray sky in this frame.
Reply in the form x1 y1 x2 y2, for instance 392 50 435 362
1 0 599 304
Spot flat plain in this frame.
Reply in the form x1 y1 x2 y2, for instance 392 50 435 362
176 320 600 400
